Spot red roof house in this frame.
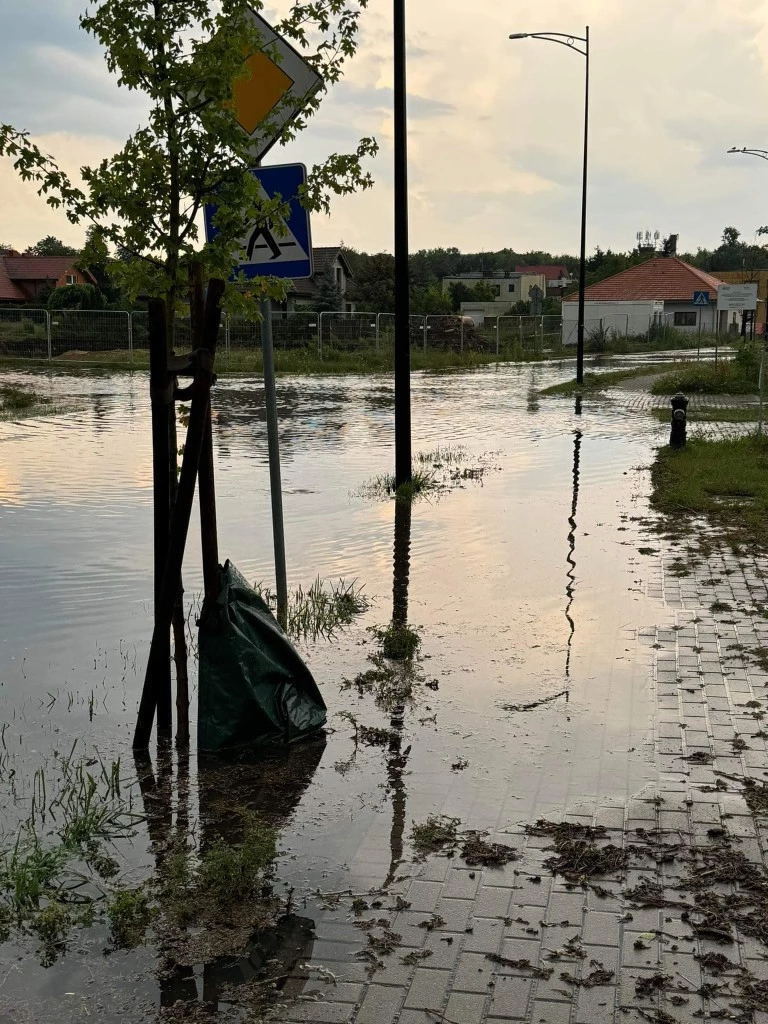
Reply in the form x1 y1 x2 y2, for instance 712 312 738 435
563 256 723 303
0 250 95 303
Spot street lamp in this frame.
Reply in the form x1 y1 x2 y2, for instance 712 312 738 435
728 146 768 161
510 29 590 385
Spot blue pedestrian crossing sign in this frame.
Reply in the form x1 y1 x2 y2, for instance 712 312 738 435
204 163 313 281
693 291 710 306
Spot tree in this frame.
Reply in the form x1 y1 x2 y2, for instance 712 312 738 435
47 283 104 310
410 284 451 316
312 269 342 313
0 0 377 342
344 249 395 311
25 235 79 257
447 281 495 311
722 226 741 247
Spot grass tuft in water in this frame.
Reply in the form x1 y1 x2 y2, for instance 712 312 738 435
30 901 72 965
371 622 422 661
256 577 369 641
162 811 279 932
107 887 154 949
357 469 436 503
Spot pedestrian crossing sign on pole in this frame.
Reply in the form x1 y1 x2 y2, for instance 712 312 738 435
693 291 710 306
204 163 313 281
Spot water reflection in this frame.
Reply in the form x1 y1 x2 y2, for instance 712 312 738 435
564 430 582 679
384 498 412 888
133 740 326 1012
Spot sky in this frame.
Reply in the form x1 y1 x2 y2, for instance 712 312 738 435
4 0 768 258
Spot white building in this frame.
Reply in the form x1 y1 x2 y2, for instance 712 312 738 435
441 271 547 325
561 256 725 343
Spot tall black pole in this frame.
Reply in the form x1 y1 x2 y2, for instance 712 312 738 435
575 25 589 386
394 0 412 485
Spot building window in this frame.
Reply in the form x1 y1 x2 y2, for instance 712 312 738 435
508 282 515 293
673 311 697 327
335 267 343 290
66 273 77 285
493 284 501 297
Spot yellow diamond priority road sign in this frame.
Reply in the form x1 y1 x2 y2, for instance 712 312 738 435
233 7 323 161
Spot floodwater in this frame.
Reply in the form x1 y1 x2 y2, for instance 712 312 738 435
0 356 679 1020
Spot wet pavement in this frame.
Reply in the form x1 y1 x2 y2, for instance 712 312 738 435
1 356 768 1022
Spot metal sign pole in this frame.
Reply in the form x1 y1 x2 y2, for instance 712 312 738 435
759 341 765 438
260 296 288 626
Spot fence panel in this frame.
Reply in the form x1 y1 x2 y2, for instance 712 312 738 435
0 308 49 359
319 311 379 352
375 314 427 351
270 311 318 350
425 315 465 351
48 310 130 357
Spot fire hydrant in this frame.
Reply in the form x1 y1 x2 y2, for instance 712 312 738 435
669 392 688 448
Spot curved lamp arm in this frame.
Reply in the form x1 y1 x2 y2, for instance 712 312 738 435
728 146 768 161
509 31 587 57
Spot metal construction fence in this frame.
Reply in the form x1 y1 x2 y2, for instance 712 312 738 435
0 307 702 363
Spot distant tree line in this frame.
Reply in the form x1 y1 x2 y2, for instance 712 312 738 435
346 228 768 314
6 226 768 316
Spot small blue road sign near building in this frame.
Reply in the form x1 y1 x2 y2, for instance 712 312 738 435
693 291 710 306
204 163 312 281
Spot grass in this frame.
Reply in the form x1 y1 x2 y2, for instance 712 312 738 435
106 887 154 949
651 406 760 423
0 343 560 377
256 577 368 640
358 446 499 504
0 383 49 418
357 468 437 503
371 621 422 660
161 810 278 933
540 364 670 396
650 434 768 549
651 359 758 395
0 743 143 960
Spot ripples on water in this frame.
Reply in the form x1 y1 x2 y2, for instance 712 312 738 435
0 358 677 1019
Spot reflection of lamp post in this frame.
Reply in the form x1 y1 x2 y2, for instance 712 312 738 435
384 497 412 888
510 29 589 385
564 429 582 679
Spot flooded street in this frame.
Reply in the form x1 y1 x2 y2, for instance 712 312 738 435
0 358 681 1019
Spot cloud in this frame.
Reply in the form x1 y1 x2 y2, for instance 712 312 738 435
5 0 768 256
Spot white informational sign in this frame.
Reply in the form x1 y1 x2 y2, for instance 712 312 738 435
652 301 664 314
717 282 758 311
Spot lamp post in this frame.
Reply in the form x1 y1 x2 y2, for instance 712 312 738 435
394 0 411 485
510 29 590 385
728 146 768 162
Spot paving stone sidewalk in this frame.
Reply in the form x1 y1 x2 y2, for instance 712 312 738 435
270 533 768 1024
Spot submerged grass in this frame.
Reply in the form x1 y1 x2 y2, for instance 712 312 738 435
650 434 768 549
357 446 500 504
357 468 437 503
256 576 368 640
0 743 144 959
540 365 669 396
